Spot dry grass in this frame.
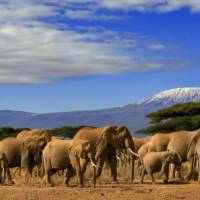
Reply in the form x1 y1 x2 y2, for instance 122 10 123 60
0 163 199 200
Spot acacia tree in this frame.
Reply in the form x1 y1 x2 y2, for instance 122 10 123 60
136 102 200 134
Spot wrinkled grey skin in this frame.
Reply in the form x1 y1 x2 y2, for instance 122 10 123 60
74 125 136 183
0 137 44 184
140 151 181 184
43 139 96 187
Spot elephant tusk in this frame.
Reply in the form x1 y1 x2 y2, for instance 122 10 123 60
90 158 99 168
116 155 121 160
127 148 140 158
88 154 100 168
124 153 130 159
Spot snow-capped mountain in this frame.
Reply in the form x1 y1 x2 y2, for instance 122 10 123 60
140 87 200 107
0 87 200 131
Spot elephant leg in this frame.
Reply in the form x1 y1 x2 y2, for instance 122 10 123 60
80 159 88 175
46 170 53 185
140 168 146 184
96 158 104 178
130 155 135 183
6 168 14 185
0 168 2 185
45 169 58 185
108 154 117 183
92 166 96 187
24 165 34 183
184 161 192 181
198 158 200 182
150 172 155 184
170 164 176 180
163 166 169 184
65 166 75 186
70 155 83 187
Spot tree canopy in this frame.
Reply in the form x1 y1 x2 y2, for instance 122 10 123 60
136 102 200 134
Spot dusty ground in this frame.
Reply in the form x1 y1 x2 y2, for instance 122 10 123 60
1 164 199 200
0 182 200 200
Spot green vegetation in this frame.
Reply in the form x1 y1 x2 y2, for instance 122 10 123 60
137 102 200 134
0 127 29 139
0 125 94 140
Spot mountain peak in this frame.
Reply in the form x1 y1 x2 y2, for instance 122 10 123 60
140 87 200 106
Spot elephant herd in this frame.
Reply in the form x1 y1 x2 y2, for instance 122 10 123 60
0 126 200 187
133 129 200 183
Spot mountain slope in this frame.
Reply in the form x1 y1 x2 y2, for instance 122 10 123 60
0 87 200 131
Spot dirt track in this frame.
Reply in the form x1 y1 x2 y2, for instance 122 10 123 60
0 182 200 200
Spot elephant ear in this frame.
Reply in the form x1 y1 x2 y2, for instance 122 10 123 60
187 130 200 160
37 136 47 150
164 153 173 163
119 126 132 140
71 142 85 158
101 126 116 137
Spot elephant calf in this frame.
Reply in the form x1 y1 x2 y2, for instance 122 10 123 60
140 151 181 184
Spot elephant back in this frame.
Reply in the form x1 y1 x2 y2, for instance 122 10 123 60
74 127 101 145
17 129 51 143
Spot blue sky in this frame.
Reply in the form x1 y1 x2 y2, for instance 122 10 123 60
0 1 200 113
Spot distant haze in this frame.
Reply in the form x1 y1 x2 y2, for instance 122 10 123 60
0 87 200 131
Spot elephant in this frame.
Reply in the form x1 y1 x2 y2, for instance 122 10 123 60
0 136 44 184
139 133 173 156
167 129 200 180
73 125 138 183
16 129 50 176
16 129 51 144
186 129 200 181
136 133 173 175
43 139 96 187
94 125 138 183
133 136 152 153
140 151 181 184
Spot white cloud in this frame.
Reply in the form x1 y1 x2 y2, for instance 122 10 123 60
64 9 122 20
99 0 200 12
0 23 178 83
149 44 166 50
0 0 196 83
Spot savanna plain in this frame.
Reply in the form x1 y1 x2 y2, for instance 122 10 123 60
0 166 199 200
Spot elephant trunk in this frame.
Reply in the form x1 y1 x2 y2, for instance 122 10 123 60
95 138 108 161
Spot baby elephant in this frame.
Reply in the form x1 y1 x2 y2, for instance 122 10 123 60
140 151 181 184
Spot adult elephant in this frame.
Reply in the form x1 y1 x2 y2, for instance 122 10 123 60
74 125 137 183
43 139 96 187
187 132 200 181
17 129 51 144
133 136 152 153
167 129 200 180
136 133 173 160
0 136 45 184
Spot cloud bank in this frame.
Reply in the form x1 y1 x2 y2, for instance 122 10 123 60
0 0 198 83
